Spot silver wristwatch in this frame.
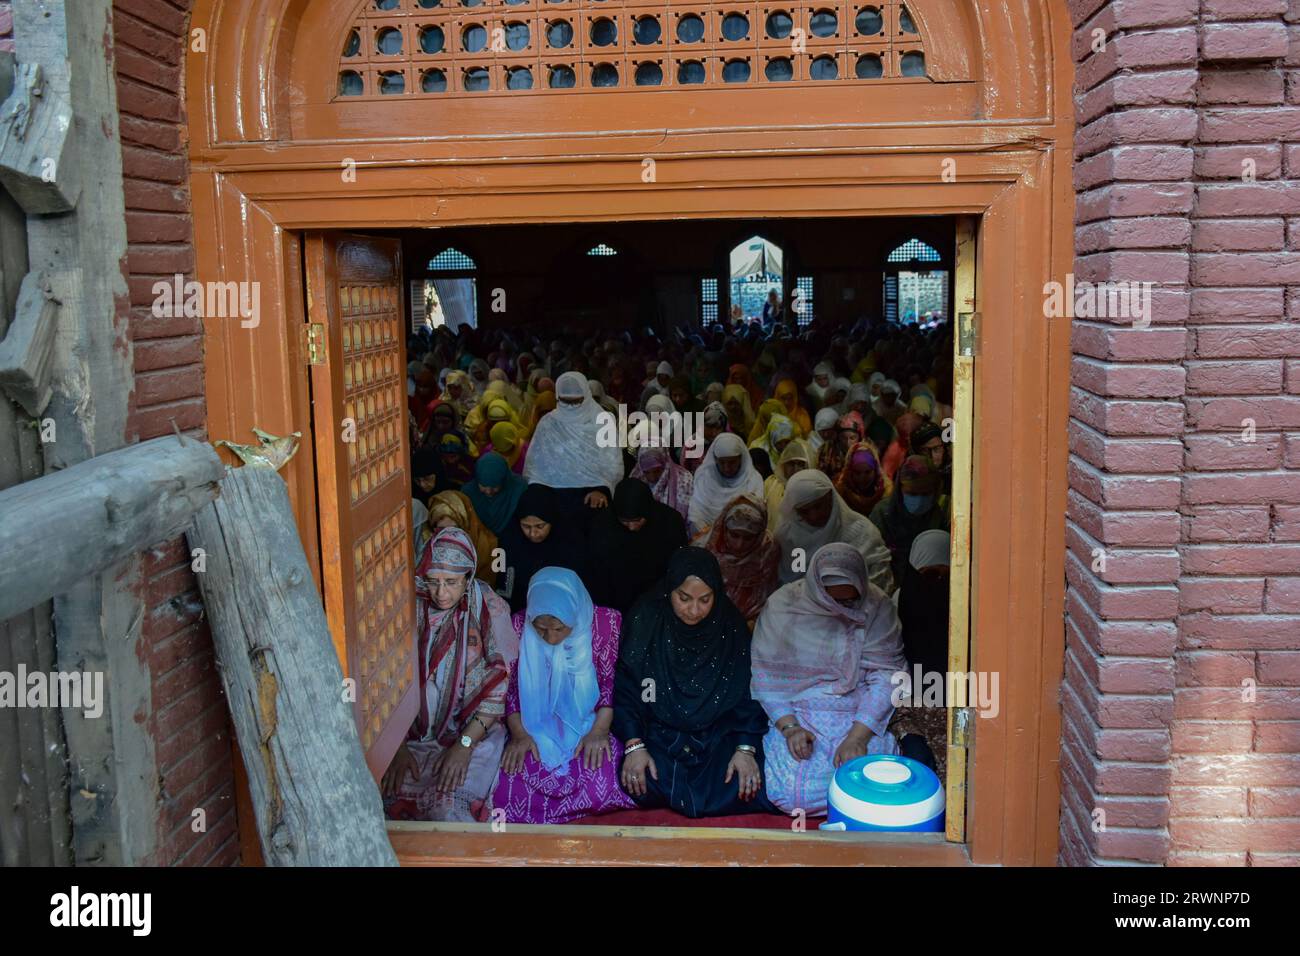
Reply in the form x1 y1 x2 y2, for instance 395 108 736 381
459 734 474 749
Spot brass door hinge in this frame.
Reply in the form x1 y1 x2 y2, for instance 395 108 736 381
958 312 979 358
303 323 326 365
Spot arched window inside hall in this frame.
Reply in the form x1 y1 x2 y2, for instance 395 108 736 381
417 247 478 332
884 238 948 328
729 236 784 324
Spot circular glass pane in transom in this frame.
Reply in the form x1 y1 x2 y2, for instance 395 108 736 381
633 15 661 44
343 29 361 57
810 9 837 37
462 24 487 52
549 64 576 88
504 22 530 50
378 70 405 94
899 5 918 33
722 58 750 82
375 0 399 9
464 67 490 90
635 62 663 86
419 26 445 54
591 18 617 46
376 27 403 55
721 13 750 41
592 62 619 86
810 55 837 80
764 57 793 81
338 70 364 96
417 0 441 7
677 14 704 43
855 6 883 35
855 53 883 78
506 66 533 89
900 51 925 76
547 19 573 48
678 59 705 83
765 11 792 38
421 68 447 92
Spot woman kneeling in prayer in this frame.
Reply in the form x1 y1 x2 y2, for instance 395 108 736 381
491 568 636 824
751 542 915 817
613 548 778 818
382 527 519 822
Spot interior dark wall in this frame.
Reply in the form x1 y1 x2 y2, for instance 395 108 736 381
400 216 956 333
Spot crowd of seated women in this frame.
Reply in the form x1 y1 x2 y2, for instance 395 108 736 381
384 313 956 825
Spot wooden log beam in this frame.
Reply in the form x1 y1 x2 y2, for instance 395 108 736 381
187 465 397 867
0 436 223 621
0 61 81 214
0 270 60 415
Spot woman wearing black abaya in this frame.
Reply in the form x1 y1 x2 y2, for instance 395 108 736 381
613 548 778 819
586 478 687 613
496 484 589 613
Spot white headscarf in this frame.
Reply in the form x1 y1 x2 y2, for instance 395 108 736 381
523 371 624 492
752 543 909 710
517 568 599 773
774 470 894 592
826 377 852 415
806 362 833 405
687 432 765 534
909 529 951 571
810 406 839 453
588 378 619 414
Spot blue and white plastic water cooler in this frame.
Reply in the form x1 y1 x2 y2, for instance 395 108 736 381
820 754 945 832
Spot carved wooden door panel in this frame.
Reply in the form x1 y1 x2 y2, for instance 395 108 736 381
304 233 417 780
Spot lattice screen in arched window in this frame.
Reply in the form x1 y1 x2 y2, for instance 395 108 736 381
336 0 929 99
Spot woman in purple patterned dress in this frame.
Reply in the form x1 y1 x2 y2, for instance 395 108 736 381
491 567 636 824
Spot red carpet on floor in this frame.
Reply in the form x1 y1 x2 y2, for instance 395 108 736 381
569 808 825 830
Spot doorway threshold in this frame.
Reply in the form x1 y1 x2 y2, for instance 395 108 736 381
387 820 971 866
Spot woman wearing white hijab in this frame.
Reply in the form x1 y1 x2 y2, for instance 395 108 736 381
824 377 852 415
492 567 636 823
639 361 674 409
523 371 624 509
806 362 834 406
687 431 765 536
873 379 906 424
774 469 894 592
587 378 620 415
810 406 839 456
751 543 914 816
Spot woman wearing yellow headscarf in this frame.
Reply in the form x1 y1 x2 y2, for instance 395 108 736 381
772 378 812 437
465 384 525 450
763 438 812 531
423 490 498 586
439 369 476 420
523 389 556 440
748 398 787 445
488 421 527 472
750 412 796 464
721 384 755 439
850 354 877 384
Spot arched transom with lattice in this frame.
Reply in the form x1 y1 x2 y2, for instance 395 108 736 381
337 0 929 98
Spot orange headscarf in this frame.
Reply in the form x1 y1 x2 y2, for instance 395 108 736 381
727 364 763 410
524 389 556 440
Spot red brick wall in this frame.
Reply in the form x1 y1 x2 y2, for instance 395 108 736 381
112 0 239 866
0 3 13 53
1063 0 1300 866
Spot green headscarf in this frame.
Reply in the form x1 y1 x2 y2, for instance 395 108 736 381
461 452 527 536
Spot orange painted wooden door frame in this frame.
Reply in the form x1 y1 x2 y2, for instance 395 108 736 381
188 0 1074 866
